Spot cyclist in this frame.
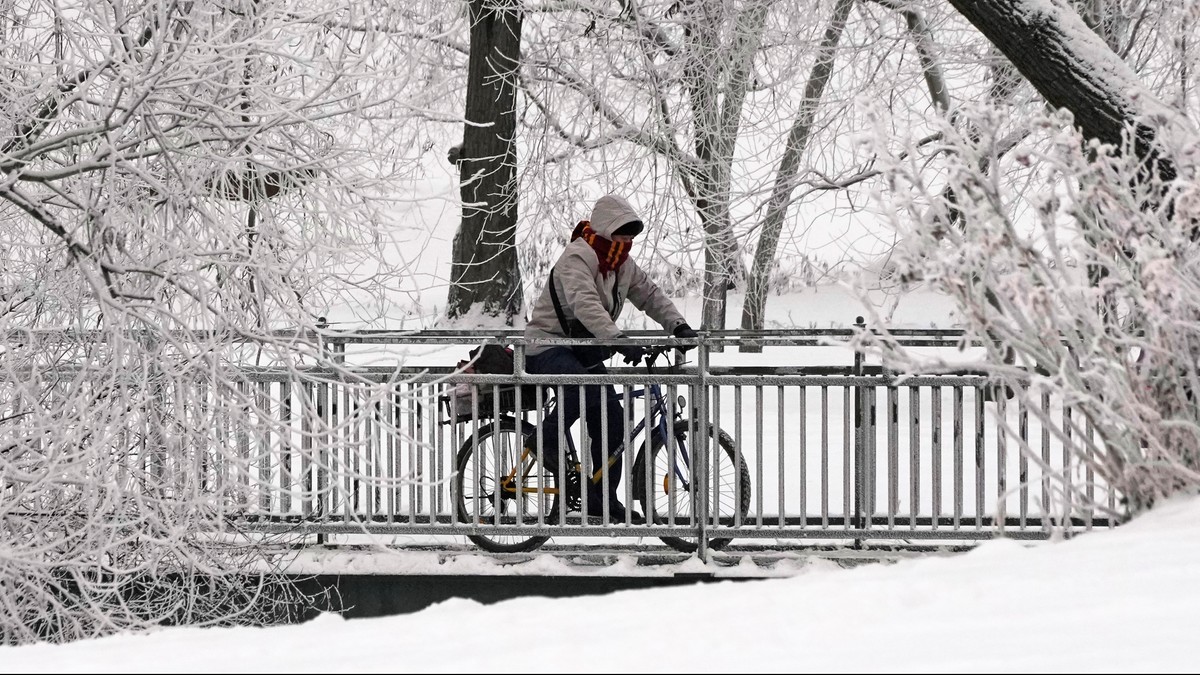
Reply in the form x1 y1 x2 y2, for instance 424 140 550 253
524 194 697 523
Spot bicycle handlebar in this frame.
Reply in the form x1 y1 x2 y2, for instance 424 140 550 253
641 343 691 372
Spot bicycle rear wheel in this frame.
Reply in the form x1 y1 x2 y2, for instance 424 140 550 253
453 418 559 553
638 420 751 553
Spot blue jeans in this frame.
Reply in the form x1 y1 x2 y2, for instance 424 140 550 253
526 347 627 501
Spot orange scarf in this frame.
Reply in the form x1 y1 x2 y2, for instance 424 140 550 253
572 221 631 278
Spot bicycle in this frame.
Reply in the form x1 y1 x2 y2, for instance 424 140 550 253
451 346 751 554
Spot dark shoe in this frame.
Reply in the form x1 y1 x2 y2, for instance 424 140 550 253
610 502 646 525
586 490 645 524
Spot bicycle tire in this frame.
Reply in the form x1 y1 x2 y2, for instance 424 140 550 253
453 418 559 553
637 419 751 553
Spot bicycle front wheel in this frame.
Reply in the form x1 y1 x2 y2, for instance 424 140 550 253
638 420 751 553
453 418 558 553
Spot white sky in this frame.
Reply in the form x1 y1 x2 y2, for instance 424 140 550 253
4 494 1197 672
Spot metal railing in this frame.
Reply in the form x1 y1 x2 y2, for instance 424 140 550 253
153 325 1118 555
7 326 1117 555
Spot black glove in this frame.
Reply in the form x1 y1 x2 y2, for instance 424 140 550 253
614 344 648 365
673 323 698 352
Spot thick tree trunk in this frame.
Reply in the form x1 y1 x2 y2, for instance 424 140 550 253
447 0 524 324
945 0 1181 184
681 1 769 332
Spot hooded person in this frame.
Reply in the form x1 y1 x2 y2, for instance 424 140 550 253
524 194 698 523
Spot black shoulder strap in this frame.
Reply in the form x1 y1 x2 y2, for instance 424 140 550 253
548 268 620 337
548 269 572 336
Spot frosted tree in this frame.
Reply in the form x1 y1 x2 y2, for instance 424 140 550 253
0 0 447 643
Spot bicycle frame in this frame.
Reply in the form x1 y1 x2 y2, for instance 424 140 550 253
497 351 689 501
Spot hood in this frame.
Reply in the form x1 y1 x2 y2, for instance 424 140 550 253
589 194 642 238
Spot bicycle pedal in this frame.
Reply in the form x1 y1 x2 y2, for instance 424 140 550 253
563 471 583 511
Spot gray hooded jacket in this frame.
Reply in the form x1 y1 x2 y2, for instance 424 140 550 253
524 195 686 356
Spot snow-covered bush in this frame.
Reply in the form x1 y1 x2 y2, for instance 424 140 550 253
0 0 441 643
863 105 1200 517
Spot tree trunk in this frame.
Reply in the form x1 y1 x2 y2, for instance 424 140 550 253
741 0 854 345
945 0 1181 184
447 0 524 324
681 0 769 332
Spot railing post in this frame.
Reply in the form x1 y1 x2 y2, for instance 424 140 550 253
695 330 710 559
315 316 331 545
853 316 866 549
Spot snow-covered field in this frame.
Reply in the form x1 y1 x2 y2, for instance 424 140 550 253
5 494 1197 672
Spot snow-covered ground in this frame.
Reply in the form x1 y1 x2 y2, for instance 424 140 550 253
5 494 1198 672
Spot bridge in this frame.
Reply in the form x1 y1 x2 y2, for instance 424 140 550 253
87 325 1122 582
210 325 1119 579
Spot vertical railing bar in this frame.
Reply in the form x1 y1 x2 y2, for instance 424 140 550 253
367 388 378 524
301 381 313 518
535 384 546 528
888 381 897 528
755 385 764 529
417 381 428 524
734 385 743 529
1085 413 1095 531
1063 405 1073 528
996 393 1007 536
1103 414 1116 527
1019 394 1029 531
713 385 722 529
391 385 401 524
821 385 829 529
492 384 502 527
341 380 352 523
317 376 330 528
798 386 807 531
931 385 942 531
1041 390 1051 533
557 383 567 527
367 382 377 523
668 380 678 529
887 384 897 530
599 378 610 524
212 384 226 511
622 383 633 526
777 385 785 531
256 381 272 514
580 383 590 523
196 379 211 500
644 378 655 533
408 381 419 527
420 381 429 523
351 384 361 520
974 385 985 531
866 383 877 529
280 380 293 515
842 385 851 531
953 385 963 531
469 386 481 530
910 385 920 531
236 380 250 511
694 340 711 557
